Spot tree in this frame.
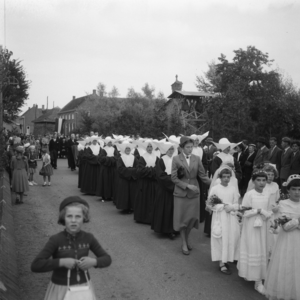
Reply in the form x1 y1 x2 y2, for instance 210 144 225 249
108 86 119 98
197 46 300 141
1 48 30 122
141 83 155 99
78 110 95 133
97 82 107 98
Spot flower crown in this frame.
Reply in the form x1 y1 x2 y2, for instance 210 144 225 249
282 174 300 186
252 170 268 176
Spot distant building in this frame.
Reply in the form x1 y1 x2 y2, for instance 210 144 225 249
58 90 98 135
19 104 44 135
32 107 61 136
164 75 216 134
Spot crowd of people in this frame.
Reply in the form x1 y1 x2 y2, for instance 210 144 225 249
3 130 300 299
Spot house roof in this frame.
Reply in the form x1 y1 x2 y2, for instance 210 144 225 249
59 96 89 113
21 107 43 117
167 90 216 99
32 107 61 123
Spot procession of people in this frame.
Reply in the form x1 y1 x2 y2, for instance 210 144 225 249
4 130 300 300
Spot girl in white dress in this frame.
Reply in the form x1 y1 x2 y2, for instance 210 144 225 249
237 171 272 295
208 166 240 275
263 165 280 257
264 174 300 300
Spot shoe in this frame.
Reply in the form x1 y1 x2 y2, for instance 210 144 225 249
254 283 265 295
181 247 190 255
187 244 193 251
15 198 20 205
219 264 231 275
28 181 33 186
32 181 38 185
43 182 47 187
169 233 176 239
48 182 51 186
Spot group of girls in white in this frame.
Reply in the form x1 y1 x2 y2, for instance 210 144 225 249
208 154 300 299
71 133 298 300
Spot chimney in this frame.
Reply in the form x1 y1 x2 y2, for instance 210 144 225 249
36 104 38 108
93 89 96 95
42 105 45 110
171 74 183 92
73 96 76 100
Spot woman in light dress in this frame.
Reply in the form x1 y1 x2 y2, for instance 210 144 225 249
208 165 240 275
264 174 300 300
237 171 272 294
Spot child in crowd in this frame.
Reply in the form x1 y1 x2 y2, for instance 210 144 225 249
10 146 29 204
263 165 280 256
237 171 272 295
31 196 112 300
28 145 38 186
208 166 240 275
264 175 300 300
41 148 53 186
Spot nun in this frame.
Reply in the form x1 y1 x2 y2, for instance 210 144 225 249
80 136 102 195
115 141 139 213
151 141 177 238
96 137 119 201
134 139 159 224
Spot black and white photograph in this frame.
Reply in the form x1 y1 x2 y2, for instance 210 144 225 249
0 0 300 299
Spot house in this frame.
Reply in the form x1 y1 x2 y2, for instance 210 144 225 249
32 107 61 136
57 90 99 135
164 75 216 134
18 104 44 134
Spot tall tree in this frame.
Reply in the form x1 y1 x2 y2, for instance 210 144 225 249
97 82 107 98
108 86 120 98
1 48 30 122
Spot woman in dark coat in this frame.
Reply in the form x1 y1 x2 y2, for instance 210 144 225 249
115 142 139 213
151 142 176 237
171 137 211 255
134 140 159 224
96 137 119 201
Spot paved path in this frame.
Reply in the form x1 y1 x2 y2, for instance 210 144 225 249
13 159 264 300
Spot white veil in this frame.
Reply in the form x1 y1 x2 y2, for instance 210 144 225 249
208 164 240 199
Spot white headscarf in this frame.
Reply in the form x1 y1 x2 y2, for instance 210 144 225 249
119 142 135 167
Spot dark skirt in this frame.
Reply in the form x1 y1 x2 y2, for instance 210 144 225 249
43 164 53 176
96 165 117 200
151 186 174 234
173 196 199 231
134 178 156 224
80 163 98 195
115 177 138 210
12 169 29 193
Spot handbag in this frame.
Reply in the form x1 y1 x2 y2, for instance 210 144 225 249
254 216 263 228
39 167 45 176
63 269 95 300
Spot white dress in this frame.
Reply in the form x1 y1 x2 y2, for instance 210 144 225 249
209 184 240 263
264 182 280 256
237 189 271 281
264 199 300 300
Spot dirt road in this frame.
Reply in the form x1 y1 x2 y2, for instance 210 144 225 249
13 159 263 300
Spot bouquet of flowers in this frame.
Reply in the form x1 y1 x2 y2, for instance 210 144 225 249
236 206 252 223
270 215 292 231
205 194 223 213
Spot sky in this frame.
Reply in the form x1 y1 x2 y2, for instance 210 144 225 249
1 0 300 113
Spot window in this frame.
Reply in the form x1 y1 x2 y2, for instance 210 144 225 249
72 114 74 119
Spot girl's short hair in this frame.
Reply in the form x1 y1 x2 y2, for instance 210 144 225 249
287 179 300 190
251 170 268 181
218 168 232 178
58 203 90 225
263 165 278 179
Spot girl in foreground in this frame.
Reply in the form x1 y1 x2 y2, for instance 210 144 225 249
208 166 240 275
31 196 112 300
264 175 300 300
237 171 272 294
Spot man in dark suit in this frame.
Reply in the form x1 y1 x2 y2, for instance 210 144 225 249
289 140 300 176
280 137 293 186
67 133 78 171
253 137 269 168
205 137 217 177
49 132 60 169
267 137 282 175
